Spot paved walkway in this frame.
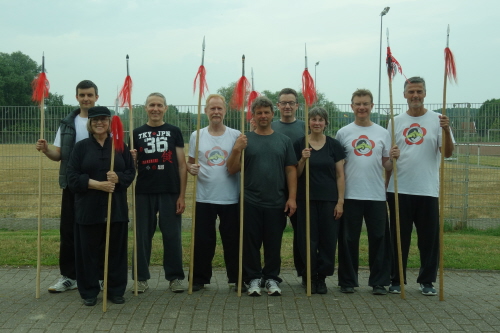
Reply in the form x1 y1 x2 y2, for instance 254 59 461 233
1 267 499 332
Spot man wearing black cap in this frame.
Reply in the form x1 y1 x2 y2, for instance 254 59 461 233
36 80 99 293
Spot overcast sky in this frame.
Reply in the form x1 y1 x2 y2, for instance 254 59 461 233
1 0 498 109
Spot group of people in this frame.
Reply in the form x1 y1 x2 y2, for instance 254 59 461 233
36 76 454 305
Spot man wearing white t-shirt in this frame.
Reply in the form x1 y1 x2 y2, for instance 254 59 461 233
336 89 398 295
35 80 99 293
187 94 241 291
386 77 454 296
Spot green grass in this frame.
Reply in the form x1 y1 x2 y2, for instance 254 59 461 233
1 226 499 270
455 155 500 168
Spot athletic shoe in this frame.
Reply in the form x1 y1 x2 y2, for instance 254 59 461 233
340 286 355 293
169 279 185 293
265 279 282 296
99 280 104 291
316 279 327 294
131 281 149 293
420 283 437 296
372 285 388 295
192 283 204 292
48 276 77 293
247 279 261 297
388 284 401 294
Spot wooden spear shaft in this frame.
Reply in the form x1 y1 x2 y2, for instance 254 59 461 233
439 68 448 302
36 95 45 299
103 141 116 312
188 79 203 295
389 78 406 300
305 104 311 297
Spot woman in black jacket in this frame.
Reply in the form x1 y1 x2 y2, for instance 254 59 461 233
67 106 135 306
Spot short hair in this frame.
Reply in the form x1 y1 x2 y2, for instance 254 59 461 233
351 89 374 104
309 107 329 126
76 80 98 95
145 92 167 106
278 88 298 102
404 76 426 92
205 94 226 110
86 117 111 134
251 96 275 114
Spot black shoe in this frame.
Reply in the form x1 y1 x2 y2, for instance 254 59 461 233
234 283 248 293
108 296 125 304
302 278 317 294
372 285 388 295
301 276 306 287
83 297 97 306
192 283 204 292
340 286 355 293
316 279 327 294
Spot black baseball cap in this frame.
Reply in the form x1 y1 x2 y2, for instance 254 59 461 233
88 106 111 118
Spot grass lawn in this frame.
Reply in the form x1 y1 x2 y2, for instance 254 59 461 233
1 226 499 270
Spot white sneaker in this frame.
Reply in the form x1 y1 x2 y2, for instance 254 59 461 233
247 279 261 297
48 276 77 293
265 279 281 296
99 280 104 291
133 280 149 293
169 279 184 293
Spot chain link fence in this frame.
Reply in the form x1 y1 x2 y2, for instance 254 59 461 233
0 103 499 230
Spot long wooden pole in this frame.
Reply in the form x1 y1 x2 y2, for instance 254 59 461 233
439 61 448 303
304 104 311 297
188 39 205 293
103 140 116 312
237 55 246 297
36 93 45 299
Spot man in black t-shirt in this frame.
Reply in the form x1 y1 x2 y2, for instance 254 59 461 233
132 92 187 294
228 96 297 297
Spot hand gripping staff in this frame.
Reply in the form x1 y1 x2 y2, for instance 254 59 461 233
103 116 125 312
302 44 317 297
118 55 139 295
188 37 209 294
32 53 50 299
386 28 406 300
231 55 250 296
439 25 457 301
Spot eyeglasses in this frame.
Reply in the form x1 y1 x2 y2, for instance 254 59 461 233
278 101 297 106
90 117 109 123
353 103 372 107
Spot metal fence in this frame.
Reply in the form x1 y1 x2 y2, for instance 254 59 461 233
0 103 499 230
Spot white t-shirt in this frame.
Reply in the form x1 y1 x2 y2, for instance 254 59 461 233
188 126 241 204
53 114 89 147
336 122 390 201
386 111 455 197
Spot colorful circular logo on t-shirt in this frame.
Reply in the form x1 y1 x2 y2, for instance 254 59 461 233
351 135 375 157
205 146 228 166
403 123 427 145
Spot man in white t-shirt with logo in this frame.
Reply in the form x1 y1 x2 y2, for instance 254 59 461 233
187 94 241 291
386 77 454 296
336 89 398 295
35 80 99 293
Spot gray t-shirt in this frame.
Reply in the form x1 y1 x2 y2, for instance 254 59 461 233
271 119 305 144
244 131 297 208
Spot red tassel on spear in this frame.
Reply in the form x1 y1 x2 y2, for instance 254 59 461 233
193 38 208 96
32 55 50 104
302 45 317 107
231 55 250 110
247 68 260 120
119 55 133 109
111 115 125 153
444 26 457 83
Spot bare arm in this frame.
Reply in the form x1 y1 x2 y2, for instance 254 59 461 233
187 156 200 176
284 165 297 217
176 147 187 214
334 160 345 220
35 139 61 161
439 115 455 158
226 134 247 175
296 148 311 177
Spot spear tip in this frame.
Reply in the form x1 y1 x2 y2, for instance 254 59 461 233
202 36 206 49
126 54 129 60
242 54 245 60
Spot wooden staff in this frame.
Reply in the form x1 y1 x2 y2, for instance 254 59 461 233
33 53 49 299
188 37 208 294
439 24 457 301
119 55 138 295
301 44 317 297
232 55 250 297
386 29 405 299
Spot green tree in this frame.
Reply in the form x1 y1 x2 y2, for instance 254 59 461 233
0 51 39 106
477 99 500 138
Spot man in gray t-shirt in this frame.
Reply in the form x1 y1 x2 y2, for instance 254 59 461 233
228 96 297 297
271 88 305 280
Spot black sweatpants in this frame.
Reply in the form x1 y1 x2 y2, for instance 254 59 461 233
191 202 240 284
338 199 391 287
59 188 76 280
243 202 287 284
75 222 128 300
387 193 439 285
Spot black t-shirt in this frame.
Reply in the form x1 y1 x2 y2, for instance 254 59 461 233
294 136 345 201
133 123 184 194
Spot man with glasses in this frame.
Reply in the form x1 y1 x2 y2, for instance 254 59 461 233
271 88 305 283
35 80 99 293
